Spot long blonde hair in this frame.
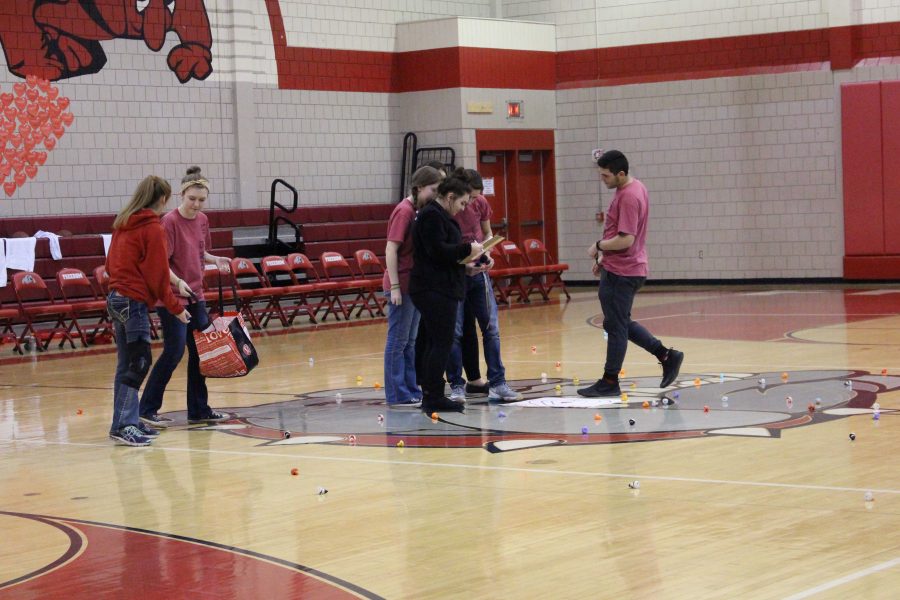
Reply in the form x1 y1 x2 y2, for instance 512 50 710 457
113 176 171 229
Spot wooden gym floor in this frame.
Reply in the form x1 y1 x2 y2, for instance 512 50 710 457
0 285 898 599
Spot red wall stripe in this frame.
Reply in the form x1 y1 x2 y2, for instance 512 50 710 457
264 0 900 94
880 81 900 255
840 82 884 257
476 130 554 151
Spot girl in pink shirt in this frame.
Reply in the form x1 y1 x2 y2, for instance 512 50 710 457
139 166 233 427
382 166 442 405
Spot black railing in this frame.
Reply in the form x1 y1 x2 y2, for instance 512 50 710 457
399 132 457 201
415 146 455 172
399 132 417 202
267 178 303 253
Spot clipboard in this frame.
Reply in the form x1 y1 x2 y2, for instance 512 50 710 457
458 235 505 264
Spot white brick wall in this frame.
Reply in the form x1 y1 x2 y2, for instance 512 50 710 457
856 0 900 24
254 88 401 206
505 0 841 50
503 0 597 51
281 0 494 51
0 36 238 217
556 69 850 280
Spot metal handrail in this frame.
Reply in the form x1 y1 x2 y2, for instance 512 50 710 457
267 179 303 252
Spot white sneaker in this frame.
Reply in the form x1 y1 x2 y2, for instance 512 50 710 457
488 383 523 402
449 385 466 401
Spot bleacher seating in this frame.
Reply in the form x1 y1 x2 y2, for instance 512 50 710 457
1 202 568 353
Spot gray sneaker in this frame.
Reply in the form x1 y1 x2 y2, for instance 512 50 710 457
449 385 466 401
110 425 152 447
488 383 523 402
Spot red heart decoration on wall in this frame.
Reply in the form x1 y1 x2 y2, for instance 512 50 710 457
0 78 74 197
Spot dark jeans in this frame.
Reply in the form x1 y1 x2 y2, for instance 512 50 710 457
108 291 152 434
447 272 506 387
598 268 662 375
411 290 459 400
460 302 481 381
140 301 211 419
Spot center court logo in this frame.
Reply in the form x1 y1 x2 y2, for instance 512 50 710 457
189 370 896 452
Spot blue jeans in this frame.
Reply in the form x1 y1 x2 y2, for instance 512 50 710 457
447 272 506 387
140 301 211 419
598 268 662 375
108 291 151 434
383 292 422 403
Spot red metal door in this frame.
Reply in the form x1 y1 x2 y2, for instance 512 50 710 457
477 151 509 236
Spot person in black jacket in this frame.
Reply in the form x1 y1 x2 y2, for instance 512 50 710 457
410 171 484 413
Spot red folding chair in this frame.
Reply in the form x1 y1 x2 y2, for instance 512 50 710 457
523 238 571 300
202 262 251 320
93 265 111 296
320 251 382 318
492 241 539 303
57 267 112 346
230 257 288 329
259 255 318 325
0 296 22 354
285 253 347 322
12 271 79 351
353 249 387 316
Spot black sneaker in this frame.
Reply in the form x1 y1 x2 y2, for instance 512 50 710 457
140 413 174 429
136 422 160 437
465 381 490 395
421 396 465 413
577 379 622 398
188 411 230 424
109 425 152 447
659 348 684 388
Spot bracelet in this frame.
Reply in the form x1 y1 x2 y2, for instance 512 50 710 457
596 241 602 252
390 284 400 289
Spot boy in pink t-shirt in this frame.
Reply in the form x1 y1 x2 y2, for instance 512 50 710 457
578 150 684 398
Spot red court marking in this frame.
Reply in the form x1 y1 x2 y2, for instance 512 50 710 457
0 514 378 599
622 291 899 342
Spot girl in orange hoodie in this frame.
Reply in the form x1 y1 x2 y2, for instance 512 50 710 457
106 176 190 446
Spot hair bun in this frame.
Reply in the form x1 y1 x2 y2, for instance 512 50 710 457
186 165 202 176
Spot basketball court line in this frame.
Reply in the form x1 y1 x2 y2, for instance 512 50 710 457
781 556 900 599
24 440 900 496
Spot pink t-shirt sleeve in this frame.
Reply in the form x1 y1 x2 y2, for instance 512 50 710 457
385 204 413 243
475 195 492 223
204 217 212 253
615 191 641 236
163 215 176 260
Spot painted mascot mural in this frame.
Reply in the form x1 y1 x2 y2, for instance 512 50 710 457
0 0 213 83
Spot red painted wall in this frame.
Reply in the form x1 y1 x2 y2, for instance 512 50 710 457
841 81 900 279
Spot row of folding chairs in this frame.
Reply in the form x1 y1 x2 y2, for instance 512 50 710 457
490 238 570 304
205 251 388 330
0 266 114 354
0 239 569 353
